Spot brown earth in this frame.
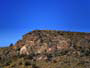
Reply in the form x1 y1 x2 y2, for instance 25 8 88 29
0 30 90 68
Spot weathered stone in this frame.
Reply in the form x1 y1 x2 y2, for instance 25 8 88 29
20 46 29 55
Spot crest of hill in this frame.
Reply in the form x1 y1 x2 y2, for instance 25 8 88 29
1 30 90 68
15 30 90 52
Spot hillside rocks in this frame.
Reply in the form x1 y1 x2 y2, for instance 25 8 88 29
16 30 72 56
14 30 90 57
0 47 16 66
1 30 90 68
20 46 29 55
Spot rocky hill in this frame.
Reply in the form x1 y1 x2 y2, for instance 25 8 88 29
1 30 90 68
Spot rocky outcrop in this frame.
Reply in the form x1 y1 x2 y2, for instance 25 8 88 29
15 30 72 56
20 46 29 55
1 30 90 68
14 30 90 57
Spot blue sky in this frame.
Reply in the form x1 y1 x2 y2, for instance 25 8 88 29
0 0 90 46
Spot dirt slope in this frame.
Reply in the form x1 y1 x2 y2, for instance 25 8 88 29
0 30 90 68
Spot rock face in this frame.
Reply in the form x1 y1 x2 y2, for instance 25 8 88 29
1 30 90 68
11 30 90 59
20 46 29 55
16 30 71 56
14 30 90 57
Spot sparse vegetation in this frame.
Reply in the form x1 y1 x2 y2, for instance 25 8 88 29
0 30 90 68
